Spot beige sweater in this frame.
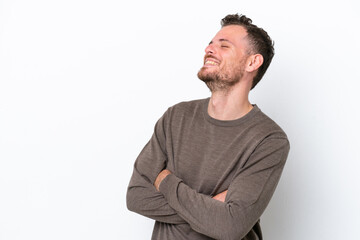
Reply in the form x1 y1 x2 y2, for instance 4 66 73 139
127 98 290 240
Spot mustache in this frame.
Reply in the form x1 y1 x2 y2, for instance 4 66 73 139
204 54 220 62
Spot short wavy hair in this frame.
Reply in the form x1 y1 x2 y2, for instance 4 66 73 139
221 14 274 89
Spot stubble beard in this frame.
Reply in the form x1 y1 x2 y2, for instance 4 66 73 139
197 64 244 93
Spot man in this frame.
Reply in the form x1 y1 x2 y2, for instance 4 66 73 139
127 13 290 240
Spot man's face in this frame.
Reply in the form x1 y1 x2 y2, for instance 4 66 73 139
197 25 250 92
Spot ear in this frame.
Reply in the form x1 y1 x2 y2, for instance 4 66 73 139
245 54 263 73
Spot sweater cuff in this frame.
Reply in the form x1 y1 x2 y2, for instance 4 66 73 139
159 174 182 203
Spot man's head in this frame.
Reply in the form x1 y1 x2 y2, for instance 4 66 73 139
197 14 274 91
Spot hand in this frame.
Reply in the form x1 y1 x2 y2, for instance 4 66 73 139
154 169 172 191
212 190 228 202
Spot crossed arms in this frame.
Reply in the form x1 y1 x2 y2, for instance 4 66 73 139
154 169 228 202
126 112 290 239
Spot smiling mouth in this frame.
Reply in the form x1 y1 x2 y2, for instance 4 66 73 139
204 58 220 67
205 60 218 66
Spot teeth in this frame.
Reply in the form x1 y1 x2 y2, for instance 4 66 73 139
205 60 218 65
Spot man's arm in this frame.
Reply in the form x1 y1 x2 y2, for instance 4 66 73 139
127 167 186 224
156 173 228 202
156 137 290 239
126 111 186 224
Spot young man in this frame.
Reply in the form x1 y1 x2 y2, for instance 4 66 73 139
127 14 290 240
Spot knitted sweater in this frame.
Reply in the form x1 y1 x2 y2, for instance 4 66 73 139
127 98 290 240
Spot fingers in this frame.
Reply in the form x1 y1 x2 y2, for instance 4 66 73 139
212 190 228 202
154 169 172 191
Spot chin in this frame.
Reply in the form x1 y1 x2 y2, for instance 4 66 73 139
198 69 216 82
197 72 211 83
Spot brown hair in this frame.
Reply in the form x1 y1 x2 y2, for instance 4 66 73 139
221 14 274 89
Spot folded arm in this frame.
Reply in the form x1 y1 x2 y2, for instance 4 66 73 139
127 167 186 224
157 137 290 240
126 111 187 224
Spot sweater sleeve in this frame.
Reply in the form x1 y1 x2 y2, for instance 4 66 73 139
126 111 187 224
159 136 290 239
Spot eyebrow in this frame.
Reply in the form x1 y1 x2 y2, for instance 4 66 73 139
208 38 234 45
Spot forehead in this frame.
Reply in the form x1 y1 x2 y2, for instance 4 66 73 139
212 25 248 45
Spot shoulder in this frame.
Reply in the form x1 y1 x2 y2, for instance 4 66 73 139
156 98 208 127
253 106 289 144
165 98 208 117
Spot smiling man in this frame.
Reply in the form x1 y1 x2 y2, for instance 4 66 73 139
127 14 290 240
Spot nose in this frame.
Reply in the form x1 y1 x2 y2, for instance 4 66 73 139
205 44 215 54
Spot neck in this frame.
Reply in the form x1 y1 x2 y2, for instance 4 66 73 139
208 83 253 121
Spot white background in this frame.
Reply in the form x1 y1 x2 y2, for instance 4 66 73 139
1 0 359 239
